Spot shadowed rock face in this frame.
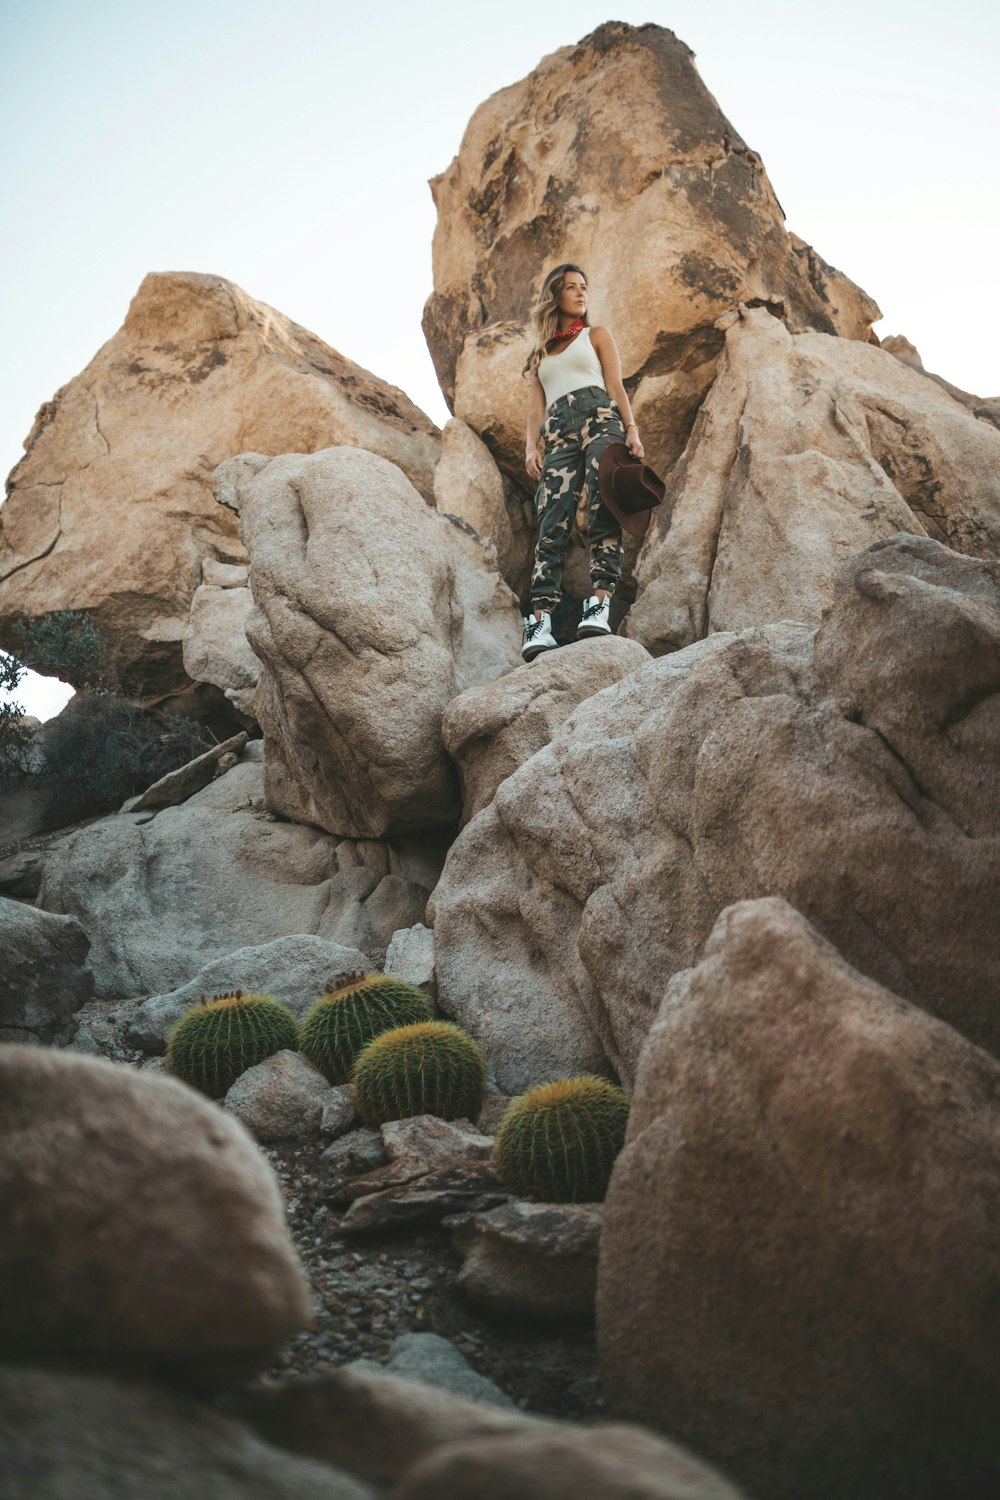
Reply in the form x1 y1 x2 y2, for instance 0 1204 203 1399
627 306 1000 654
423 22 878 483
0 271 440 700
598 898 1000 1500
429 534 1000 1092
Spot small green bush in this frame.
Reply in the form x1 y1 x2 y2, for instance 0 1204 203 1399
298 972 432 1083
167 991 298 1097
352 1020 487 1126
494 1076 630 1203
0 652 33 781
12 610 109 690
39 692 213 828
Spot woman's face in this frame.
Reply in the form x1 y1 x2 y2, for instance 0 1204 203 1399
556 271 588 319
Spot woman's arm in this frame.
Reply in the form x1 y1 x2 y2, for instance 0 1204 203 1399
525 372 547 481
590 326 644 460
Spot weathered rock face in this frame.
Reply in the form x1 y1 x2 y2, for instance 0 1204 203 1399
443 635 650 822
37 759 446 998
0 897 93 1044
628 306 1000 653
430 535 1000 1092
424 22 878 482
598 898 1000 1500
0 271 440 699
218 447 522 839
0 1046 310 1372
433 418 536 597
881 332 1000 429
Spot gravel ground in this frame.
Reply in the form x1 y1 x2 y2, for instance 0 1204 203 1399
67 996 606 1421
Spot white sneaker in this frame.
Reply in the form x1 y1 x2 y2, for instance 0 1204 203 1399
576 595 612 638
522 611 557 662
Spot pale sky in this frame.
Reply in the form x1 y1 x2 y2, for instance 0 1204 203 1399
2 0 997 719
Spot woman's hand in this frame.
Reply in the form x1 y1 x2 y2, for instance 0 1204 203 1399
626 426 645 461
525 448 542 482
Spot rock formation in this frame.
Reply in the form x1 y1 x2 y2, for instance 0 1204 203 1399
424 21 879 488
0 271 440 701
598 897 1000 1500
431 535 1000 1091
217 446 522 839
627 305 1000 653
882 332 1000 429
3 23 999 1500
36 754 445 997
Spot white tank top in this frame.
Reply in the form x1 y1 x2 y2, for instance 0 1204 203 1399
537 326 607 407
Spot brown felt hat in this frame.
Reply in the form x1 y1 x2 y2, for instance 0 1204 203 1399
597 443 666 538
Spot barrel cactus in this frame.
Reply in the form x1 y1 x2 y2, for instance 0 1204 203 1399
298 972 432 1084
352 1020 487 1126
494 1076 630 1203
167 991 298 1098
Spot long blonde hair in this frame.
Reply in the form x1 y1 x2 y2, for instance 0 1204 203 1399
522 263 589 377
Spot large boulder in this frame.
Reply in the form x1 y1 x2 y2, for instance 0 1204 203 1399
217 446 522 839
424 22 878 482
430 535 1000 1091
0 897 93 1043
628 306 1000 653
442 635 650 821
37 758 444 998
0 271 440 700
598 898 1000 1500
0 1367 371 1500
0 1047 310 1372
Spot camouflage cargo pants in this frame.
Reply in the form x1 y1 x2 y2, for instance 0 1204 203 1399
530 384 626 612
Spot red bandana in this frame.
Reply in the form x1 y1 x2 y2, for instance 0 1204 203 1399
548 318 586 345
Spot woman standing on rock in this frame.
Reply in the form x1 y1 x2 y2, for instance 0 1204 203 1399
521 263 644 662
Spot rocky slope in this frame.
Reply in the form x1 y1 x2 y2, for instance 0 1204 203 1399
2 19 999 1500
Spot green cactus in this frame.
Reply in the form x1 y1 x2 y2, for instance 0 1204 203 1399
352 1020 487 1126
298 971 433 1084
166 991 298 1098
494 1076 630 1203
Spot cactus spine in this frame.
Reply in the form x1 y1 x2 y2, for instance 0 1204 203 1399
352 1020 487 1126
166 991 298 1098
494 1076 630 1203
298 972 432 1084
